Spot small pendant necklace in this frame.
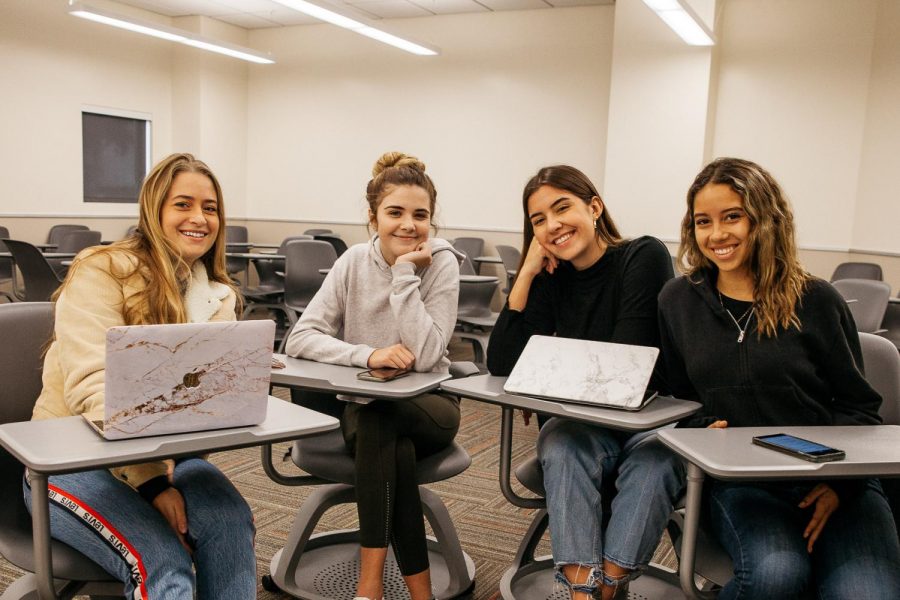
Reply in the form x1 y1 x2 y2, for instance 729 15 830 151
718 290 755 343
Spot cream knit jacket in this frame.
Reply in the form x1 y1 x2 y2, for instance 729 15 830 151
33 248 235 490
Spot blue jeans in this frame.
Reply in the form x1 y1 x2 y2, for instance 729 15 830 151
24 457 256 600
537 418 685 591
708 479 900 600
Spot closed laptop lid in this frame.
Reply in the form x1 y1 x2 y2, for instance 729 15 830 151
101 320 274 439
503 335 659 410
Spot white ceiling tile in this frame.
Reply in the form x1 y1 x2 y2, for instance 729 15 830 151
345 0 434 19
545 0 613 6
407 0 489 15
213 11 282 28
476 0 551 10
256 6 323 25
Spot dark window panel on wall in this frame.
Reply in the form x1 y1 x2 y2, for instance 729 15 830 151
82 111 150 203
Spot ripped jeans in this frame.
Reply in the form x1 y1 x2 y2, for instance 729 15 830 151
537 418 685 593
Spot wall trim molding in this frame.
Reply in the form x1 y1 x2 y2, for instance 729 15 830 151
2 214 897 257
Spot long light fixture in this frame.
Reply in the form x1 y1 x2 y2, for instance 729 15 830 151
68 1 275 64
270 0 439 56
642 0 714 46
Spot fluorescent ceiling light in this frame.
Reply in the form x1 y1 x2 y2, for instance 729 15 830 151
270 0 439 56
68 1 275 64
642 0 714 46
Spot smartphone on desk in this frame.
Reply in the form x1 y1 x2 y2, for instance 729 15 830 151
752 433 845 463
357 367 411 382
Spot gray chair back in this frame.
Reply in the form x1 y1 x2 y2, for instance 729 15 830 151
303 228 333 236
50 230 102 277
124 224 138 239
881 301 900 351
1 239 63 302
0 226 12 282
225 225 250 276
831 262 883 282
314 233 348 257
496 244 521 292
0 303 117 583
859 332 900 426
832 279 891 333
283 240 337 314
458 277 498 319
46 224 89 246
452 237 484 275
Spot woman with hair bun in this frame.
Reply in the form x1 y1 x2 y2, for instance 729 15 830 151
658 157 900 599
285 152 462 600
26 153 256 599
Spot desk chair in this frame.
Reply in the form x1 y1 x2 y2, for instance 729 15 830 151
495 245 520 294
122 225 138 239
260 365 478 599
455 276 499 365
225 225 250 281
48 230 101 277
832 278 891 334
0 226 15 302
1 240 63 302
303 228 333 236
881 298 900 352
314 233 348 257
452 238 484 276
0 302 123 599
830 262 883 282
46 224 89 248
279 240 338 352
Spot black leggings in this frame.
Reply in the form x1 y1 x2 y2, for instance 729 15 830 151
341 393 460 576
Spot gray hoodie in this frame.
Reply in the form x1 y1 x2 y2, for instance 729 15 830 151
284 236 462 375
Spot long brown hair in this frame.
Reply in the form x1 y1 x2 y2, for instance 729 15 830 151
55 153 240 325
518 165 622 274
678 157 810 337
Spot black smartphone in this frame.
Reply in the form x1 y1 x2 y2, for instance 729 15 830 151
356 367 411 382
751 433 846 463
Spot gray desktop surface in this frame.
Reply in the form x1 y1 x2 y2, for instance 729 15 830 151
0 396 337 475
271 354 451 399
658 425 900 480
441 375 700 431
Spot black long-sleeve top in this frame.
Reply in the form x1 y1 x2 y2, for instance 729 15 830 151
657 269 882 429
486 236 674 393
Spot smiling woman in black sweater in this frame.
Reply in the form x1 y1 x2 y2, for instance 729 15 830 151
487 165 676 600
658 157 900 600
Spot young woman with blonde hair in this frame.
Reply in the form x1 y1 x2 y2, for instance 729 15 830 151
658 157 900 599
25 153 257 599
487 165 678 600
285 152 462 600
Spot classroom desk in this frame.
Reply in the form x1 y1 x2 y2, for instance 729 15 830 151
473 255 502 265
658 426 900 600
0 397 338 600
441 375 701 600
0 252 78 260
459 274 498 284
271 354 451 399
226 252 286 260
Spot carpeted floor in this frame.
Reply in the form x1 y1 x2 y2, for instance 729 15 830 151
0 341 677 599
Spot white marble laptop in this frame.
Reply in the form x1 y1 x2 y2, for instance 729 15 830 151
86 320 275 440
503 336 659 411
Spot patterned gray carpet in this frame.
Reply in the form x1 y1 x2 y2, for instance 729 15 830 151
0 341 677 599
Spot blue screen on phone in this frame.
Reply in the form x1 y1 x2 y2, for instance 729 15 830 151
761 434 835 455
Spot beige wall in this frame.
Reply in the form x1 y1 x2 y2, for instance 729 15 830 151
1 0 898 291
245 7 615 231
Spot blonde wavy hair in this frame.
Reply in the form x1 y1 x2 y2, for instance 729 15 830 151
678 157 810 337
55 153 240 325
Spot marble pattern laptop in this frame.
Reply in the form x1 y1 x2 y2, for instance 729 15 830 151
88 320 275 440
503 336 659 411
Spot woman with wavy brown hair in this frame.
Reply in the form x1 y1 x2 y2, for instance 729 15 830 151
26 153 256 599
659 157 900 599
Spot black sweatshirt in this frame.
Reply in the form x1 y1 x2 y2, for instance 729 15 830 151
657 270 882 429
486 236 674 393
